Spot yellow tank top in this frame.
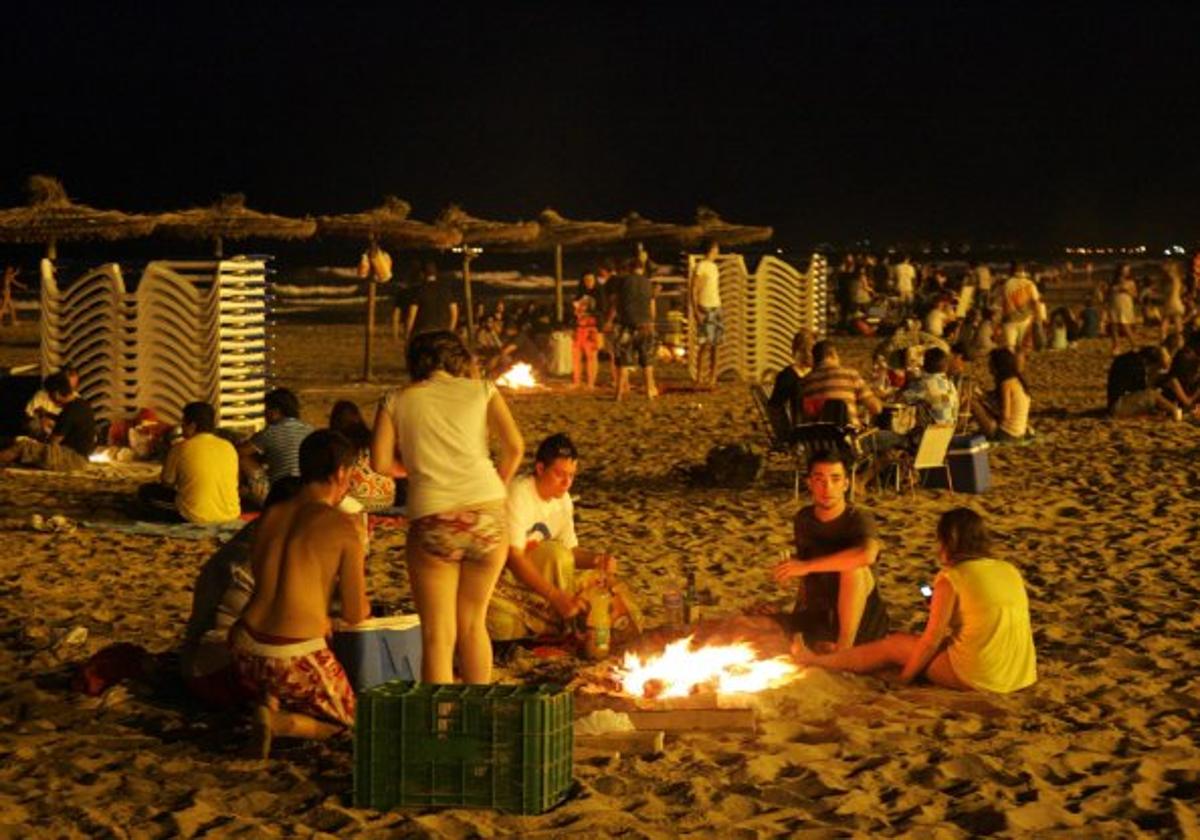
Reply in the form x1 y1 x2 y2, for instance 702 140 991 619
936 558 1037 693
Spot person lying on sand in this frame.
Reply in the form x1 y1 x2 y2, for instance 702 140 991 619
793 507 1037 694
487 433 626 642
773 452 891 653
232 430 370 757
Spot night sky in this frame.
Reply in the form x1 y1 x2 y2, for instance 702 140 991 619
4 2 1198 250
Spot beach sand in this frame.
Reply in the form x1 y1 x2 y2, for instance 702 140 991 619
2 319 1199 837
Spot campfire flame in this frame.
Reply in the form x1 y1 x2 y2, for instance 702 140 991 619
88 450 112 464
616 636 800 699
496 362 538 389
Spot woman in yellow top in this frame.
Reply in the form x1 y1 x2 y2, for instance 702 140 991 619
793 507 1037 693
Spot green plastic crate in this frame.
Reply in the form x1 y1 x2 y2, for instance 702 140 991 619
353 682 574 814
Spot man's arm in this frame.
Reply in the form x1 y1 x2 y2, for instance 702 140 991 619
405 304 418 340
448 301 459 332
506 544 586 619
161 443 180 486
337 519 371 626
572 546 617 575
774 538 880 581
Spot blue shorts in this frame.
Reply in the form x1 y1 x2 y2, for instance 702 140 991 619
697 306 724 346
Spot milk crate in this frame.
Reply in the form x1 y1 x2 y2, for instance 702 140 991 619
353 682 573 814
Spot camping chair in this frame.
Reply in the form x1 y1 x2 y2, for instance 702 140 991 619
791 421 875 502
749 384 805 497
954 374 974 434
894 423 955 495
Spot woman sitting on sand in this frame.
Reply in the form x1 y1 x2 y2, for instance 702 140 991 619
793 507 1037 694
329 400 404 511
973 348 1031 441
768 329 814 424
371 331 524 684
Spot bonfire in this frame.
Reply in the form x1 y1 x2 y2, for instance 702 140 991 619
615 635 800 700
496 362 538 389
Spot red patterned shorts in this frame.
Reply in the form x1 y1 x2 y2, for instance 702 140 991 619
408 501 506 564
231 627 356 727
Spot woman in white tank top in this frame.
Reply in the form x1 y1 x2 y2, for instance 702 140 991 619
372 331 524 684
988 348 1031 440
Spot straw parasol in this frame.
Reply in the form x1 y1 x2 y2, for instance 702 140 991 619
156 193 316 257
317 197 462 380
437 205 540 346
0 175 158 259
507 209 626 322
692 206 773 248
620 211 704 248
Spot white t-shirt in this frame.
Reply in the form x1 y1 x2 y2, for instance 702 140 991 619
506 475 577 553
894 262 916 295
383 373 506 520
925 307 949 337
693 259 721 309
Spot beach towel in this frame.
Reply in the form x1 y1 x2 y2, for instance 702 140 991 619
81 519 246 541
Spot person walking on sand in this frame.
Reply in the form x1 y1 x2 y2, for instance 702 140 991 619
1 266 26 326
371 330 524 684
793 507 1037 694
773 453 891 653
1109 263 1139 356
232 430 370 756
404 261 458 348
609 260 658 400
571 273 601 389
691 240 724 387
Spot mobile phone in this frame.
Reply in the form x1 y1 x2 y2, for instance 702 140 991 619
920 584 933 599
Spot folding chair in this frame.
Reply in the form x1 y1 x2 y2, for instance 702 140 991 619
898 423 955 495
749 384 805 497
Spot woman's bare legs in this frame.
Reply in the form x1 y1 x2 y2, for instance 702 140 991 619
792 632 971 690
407 542 461 683
455 541 507 683
585 348 598 389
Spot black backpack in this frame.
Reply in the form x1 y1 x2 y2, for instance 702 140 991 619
701 443 764 489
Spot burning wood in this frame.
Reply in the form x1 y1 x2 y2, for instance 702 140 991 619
496 362 538 389
614 635 800 700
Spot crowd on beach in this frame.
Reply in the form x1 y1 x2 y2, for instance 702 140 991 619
1 244 1198 760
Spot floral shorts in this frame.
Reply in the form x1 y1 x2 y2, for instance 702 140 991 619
409 502 506 564
231 628 356 727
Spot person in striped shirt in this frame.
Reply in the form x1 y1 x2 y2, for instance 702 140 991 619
799 340 883 428
239 388 314 507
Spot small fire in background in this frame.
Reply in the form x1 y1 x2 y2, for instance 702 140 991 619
88 450 112 464
496 362 538 390
615 635 800 700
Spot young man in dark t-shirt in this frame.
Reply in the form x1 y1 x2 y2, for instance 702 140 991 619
608 263 658 400
405 262 459 341
774 452 890 651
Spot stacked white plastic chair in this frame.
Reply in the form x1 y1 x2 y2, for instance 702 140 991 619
39 259 138 423
135 258 268 432
40 257 268 433
685 252 828 383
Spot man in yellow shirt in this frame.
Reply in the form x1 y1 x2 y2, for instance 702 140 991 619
138 402 241 523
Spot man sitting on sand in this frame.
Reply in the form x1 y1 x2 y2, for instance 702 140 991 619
238 388 313 507
1160 329 1200 416
24 365 80 438
232 430 370 755
0 371 95 472
773 453 890 653
137 401 242 523
1107 347 1182 420
487 433 622 641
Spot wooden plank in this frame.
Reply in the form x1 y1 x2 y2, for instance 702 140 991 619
626 709 756 733
574 730 665 756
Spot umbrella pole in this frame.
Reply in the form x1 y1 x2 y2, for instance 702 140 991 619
214 235 224 259
554 244 564 323
463 252 475 351
362 238 377 381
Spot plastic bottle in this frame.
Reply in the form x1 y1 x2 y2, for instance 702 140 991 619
684 570 697 626
585 588 612 660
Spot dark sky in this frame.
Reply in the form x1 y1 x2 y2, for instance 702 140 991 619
4 2 1198 249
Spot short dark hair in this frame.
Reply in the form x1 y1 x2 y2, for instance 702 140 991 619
949 341 968 359
703 238 719 254
265 388 301 419
923 347 949 374
806 451 846 475
936 507 992 565
181 401 216 433
299 429 357 484
44 372 72 398
535 433 578 467
407 330 472 381
811 340 836 365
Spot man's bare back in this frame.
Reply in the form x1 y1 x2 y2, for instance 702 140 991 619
242 493 369 640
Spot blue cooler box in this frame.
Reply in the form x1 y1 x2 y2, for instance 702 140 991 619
925 434 991 493
332 615 422 692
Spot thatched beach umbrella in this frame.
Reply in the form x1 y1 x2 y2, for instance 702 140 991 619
620 211 704 249
156 193 316 257
692 206 773 248
437 204 540 346
0 175 158 259
509 209 625 322
317 197 462 380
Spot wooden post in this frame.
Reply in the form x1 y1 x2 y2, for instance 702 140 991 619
362 238 377 381
214 234 224 259
462 251 475 350
554 243 564 323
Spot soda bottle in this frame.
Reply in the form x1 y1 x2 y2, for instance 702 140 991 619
585 587 612 660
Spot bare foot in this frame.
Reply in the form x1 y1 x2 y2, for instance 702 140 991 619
646 387 659 399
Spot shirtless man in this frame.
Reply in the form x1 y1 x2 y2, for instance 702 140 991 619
232 429 369 756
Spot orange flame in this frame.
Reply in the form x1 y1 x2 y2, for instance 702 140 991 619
496 362 538 389
616 635 800 699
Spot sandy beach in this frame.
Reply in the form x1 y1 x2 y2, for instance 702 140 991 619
2 318 1199 838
